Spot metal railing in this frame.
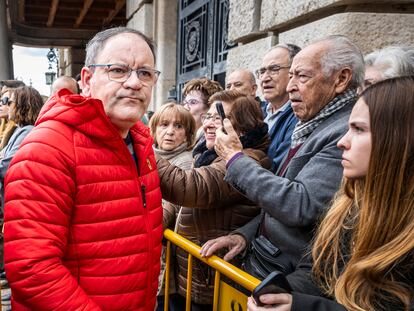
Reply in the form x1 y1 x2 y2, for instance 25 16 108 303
163 229 260 311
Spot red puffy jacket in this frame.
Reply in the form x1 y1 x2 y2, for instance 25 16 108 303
4 90 163 310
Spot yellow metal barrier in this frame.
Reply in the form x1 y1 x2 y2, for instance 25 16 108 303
162 229 261 310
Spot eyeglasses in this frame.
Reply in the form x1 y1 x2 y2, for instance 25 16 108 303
201 113 222 124
88 64 161 85
182 99 203 106
255 64 290 79
0 97 13 106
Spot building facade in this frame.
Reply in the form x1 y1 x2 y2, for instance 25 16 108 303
128 0 414 109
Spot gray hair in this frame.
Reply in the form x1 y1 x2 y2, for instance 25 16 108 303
364 45 414 80
316 35 365 89
269 43 301 64
85 27 157 66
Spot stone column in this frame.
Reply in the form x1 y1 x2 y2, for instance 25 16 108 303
152 0 177 110
0 0 13 80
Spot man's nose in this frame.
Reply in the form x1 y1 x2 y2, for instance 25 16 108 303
286 77 296 93
123 70 143 89
260 72 271 83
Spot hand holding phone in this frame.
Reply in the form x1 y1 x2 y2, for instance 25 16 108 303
252 271 292 306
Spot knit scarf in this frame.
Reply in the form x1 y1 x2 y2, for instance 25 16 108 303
153 142 189 161
193 123 269 168
291 89 357 147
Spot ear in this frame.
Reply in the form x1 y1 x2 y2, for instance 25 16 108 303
252 84 258 94
81 66 93 96
334 67 352 94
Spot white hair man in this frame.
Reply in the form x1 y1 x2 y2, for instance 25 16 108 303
363 45 414 89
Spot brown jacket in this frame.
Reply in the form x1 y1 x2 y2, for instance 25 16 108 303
157 147 270 304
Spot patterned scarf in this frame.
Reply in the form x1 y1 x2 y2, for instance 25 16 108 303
291 89 357 147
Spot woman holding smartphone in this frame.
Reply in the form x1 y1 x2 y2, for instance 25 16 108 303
157 90 270 310
249 76 414 311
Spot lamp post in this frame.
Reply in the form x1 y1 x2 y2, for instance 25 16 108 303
45 48 58 85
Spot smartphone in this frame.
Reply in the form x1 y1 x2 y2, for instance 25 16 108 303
216 102 226 121
215 102 227 133
252 271 292 306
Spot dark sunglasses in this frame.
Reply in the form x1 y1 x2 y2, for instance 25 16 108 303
0 97 12 106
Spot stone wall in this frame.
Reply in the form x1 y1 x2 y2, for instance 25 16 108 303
127 0 414 108
228 0 414 69
127 0 177 110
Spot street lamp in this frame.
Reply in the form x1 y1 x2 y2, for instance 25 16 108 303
45 63 56 85
45 48 58 85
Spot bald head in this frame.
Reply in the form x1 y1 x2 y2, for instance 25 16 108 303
226 69 257 96
51 76 78 95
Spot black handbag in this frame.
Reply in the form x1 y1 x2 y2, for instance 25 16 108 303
242 234 293 280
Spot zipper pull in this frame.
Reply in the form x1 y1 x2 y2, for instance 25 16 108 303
141 184 147 208
146 158 153 170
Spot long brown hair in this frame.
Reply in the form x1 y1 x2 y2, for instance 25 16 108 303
312 76 414 310
10 86 44 126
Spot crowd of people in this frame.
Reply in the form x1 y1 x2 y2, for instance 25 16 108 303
0 26 413 311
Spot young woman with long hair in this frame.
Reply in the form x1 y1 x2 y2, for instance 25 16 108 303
248 76 414 311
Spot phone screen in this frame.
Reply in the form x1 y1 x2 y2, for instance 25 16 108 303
216 102 226 123
215 102 227 133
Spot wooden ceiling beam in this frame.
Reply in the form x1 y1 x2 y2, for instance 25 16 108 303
18 0 25 22
74 0 94 28
102 0 125 26
46 0 60 27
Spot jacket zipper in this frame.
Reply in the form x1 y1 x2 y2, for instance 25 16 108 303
130 136 155 310
141 184 146 208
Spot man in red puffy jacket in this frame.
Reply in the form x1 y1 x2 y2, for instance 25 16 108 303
4 27 163 310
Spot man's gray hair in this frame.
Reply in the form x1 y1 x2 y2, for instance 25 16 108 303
364 45 414 79
269 43 301 64
316 35 365 89
244 70 256 84
85 27 157 66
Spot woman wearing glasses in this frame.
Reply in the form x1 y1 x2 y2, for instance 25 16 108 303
181 78 223 143
157 90 270 310
0 80 26 150
0 86 44 199
248 77 414 311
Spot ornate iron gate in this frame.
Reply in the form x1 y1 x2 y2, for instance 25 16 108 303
176 0 235 100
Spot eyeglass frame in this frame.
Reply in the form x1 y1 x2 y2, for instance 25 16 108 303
182 99 204 106
88 63 161 85
200 113 223 124
255 64 290 79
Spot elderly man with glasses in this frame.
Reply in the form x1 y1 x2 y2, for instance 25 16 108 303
4 27 163 310
255 44 301 171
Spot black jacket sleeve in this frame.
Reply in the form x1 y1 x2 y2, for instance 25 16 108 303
291 292 347 311
287 257 347 311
